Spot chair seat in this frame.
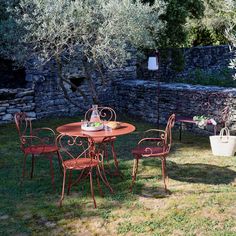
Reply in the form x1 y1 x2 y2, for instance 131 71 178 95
63 158 99 170
132 146 166 157
93 136 116 144
24 145 59 155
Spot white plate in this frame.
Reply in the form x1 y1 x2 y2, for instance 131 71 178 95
81 124 104 132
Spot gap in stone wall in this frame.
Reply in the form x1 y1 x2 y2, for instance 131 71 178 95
70 77 86 92
0 58 26 89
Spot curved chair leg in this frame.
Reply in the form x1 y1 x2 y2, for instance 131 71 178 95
164 157 167 168
75 169 85 186
100 143 111 172
89 169 97 208
59 168 66 207
67 170 73 195
130 156 139 192
56 151 63 174
164 157 169 185
103 143 109 163
49 156 55 191
161 157 167 192
22 153 28 178
30 154 35 179
97 165 114 193
96 168 104 197
111 142 119 171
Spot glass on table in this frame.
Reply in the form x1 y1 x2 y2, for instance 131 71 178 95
99 119 110 131
104 124 112 132
81 120 88 126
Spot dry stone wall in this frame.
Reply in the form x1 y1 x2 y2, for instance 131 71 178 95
0 48 137 123
138 45 234 82
0 88 35 123
113 80 236 132
0 45 236 129
29 49 137 119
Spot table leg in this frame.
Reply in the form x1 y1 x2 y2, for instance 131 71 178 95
89 139 114 193
214 125 217 135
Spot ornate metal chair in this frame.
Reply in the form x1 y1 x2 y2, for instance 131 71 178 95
57 134 113 208
84 106 119 174
14 112 60 189
130 114 175 192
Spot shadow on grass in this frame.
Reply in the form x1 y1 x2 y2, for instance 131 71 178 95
142 158 236 185
168 162 236 185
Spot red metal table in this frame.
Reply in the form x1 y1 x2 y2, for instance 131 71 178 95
57 122 135 138
57 122 136 174
176 117 217 141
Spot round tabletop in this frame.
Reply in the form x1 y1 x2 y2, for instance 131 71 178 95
56 122 136 138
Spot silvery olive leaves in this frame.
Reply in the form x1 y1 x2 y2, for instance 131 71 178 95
222 0 236 79
0 0 166 69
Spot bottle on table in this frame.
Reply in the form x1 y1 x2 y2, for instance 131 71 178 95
90 105 101 122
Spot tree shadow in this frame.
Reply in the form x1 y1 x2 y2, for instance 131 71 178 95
142 159 236 185
168 162 236 185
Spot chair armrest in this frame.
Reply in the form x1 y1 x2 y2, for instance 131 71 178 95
138 137 165 145
141 147 169 157
31 127 56 145
21 135 50 146
32 127 56 136
144 129 165 135
138 130 166 146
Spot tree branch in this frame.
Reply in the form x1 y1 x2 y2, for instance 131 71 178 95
95 61 106 86
55 55 82 108
82 59 100 104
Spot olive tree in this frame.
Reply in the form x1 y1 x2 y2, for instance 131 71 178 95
222 0 236 79
0 0 165 104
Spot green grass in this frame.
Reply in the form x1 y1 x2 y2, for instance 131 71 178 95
0 116 236 236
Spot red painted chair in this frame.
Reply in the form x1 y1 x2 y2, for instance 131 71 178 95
14 112 60 188
130 114 175 192
57 134 113 208
84 106 119 174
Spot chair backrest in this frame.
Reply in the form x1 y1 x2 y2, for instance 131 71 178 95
56 134 94 164
84 106 116 121
14 112 32 136
14 112 32 148
164 114 175 152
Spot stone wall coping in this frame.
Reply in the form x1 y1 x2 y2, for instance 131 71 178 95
0 88 34 93
115 79 236 94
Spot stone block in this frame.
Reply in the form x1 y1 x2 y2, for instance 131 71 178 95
27 112 36 118
15 90 34 98
9 99 21 104
7 108 21 114
22 106 34 112
22 96 34 102
0 107 6 112
0 103 9 106
25 74 45 82
2 114 13 121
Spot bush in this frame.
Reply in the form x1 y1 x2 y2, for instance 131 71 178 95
174 68 236 87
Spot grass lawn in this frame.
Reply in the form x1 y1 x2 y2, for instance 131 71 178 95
0 116 236 236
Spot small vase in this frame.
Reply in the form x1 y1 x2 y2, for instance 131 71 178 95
90 105 101 122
